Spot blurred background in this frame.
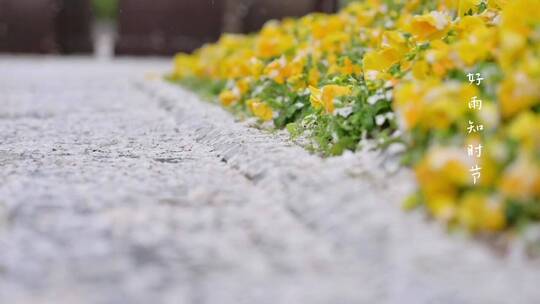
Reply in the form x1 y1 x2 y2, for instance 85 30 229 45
0 0 344 57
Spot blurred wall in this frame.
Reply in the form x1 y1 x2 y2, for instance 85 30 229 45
0 0 58 53
0 0 93 54
241 0 337 33
0 0 337 56
115 0 225 55
115 0 337 55
56 0 93 54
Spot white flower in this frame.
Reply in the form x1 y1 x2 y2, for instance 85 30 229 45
335 106 353 117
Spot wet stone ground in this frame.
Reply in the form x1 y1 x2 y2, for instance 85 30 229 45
0 57 539 304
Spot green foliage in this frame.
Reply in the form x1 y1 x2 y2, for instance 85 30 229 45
92 0 118 20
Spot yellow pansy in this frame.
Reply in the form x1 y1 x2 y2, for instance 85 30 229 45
264 57 290 85
309 86 324 110
426 196 456 222
425 40 454 77
309 84 351 114
453 17 496 66
488 0 509 9
248 57 265 79
415 146 470 205
329 57 362 76
521 52 540 78
308 67 320 86
310 14 346 40
235 78 251 95
172 54 199 79
412 59 430 79
394 81 477 130
321 32 351 54
342 1 378 27
393 82 424 129
498 0 540 71
219 90 239 107
363 49 399 73
438 0 459 11
381 31 409 56
288 75 307 91
263 55 306 85
247 99 273 121
457 192 506 232
499 154 540 201
362 31 409 75
255 23 295 59
409 11 450 41
506 111 540 152
218 33 252 50
458 0 482 16
498 29 528 71
341 58 362 76
500 0 540 36
288 55 306 78
498 72 540 119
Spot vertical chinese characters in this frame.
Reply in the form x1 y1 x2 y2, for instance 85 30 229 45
467 72 484 185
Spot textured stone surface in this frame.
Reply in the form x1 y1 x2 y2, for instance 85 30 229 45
0 57 539 304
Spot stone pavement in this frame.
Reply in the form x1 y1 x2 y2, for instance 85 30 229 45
0 57 539 304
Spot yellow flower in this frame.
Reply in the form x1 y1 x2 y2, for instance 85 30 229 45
458 0 482 16
342 57 362 76
425 40 454 77
499 154 540 201
321 32 351 54
172 54 199 79
247 99 273 121
454 15 485 33
500 0 540 36
264 57 290 85
430 146 471 185
309 85 324 110
457 192 506 232
218 33 252 50
221 50 255 79
426 196 457 222
521 52 540 79
381 31 409 56
308 67 320 86
415 147 470 208
309 84 351 114
393 82 423 129
219 90 239 107
248 57 265 79
506 111 540 151
439 0 459 11
309 14 346 40
363 49 399 73
498 72 540 119
488 0 509 9
409 11 450 41
497 0 540 71
394 81 477 130
342 2 378 27
329 57 362 76
412 59 430 79
363 31 409 74
255 23 295 59
453 17 496 66
235 79 251 95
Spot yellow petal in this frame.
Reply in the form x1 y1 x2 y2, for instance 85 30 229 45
247 99 273 121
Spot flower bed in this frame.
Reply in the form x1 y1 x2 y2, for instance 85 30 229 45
170 0 540 233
